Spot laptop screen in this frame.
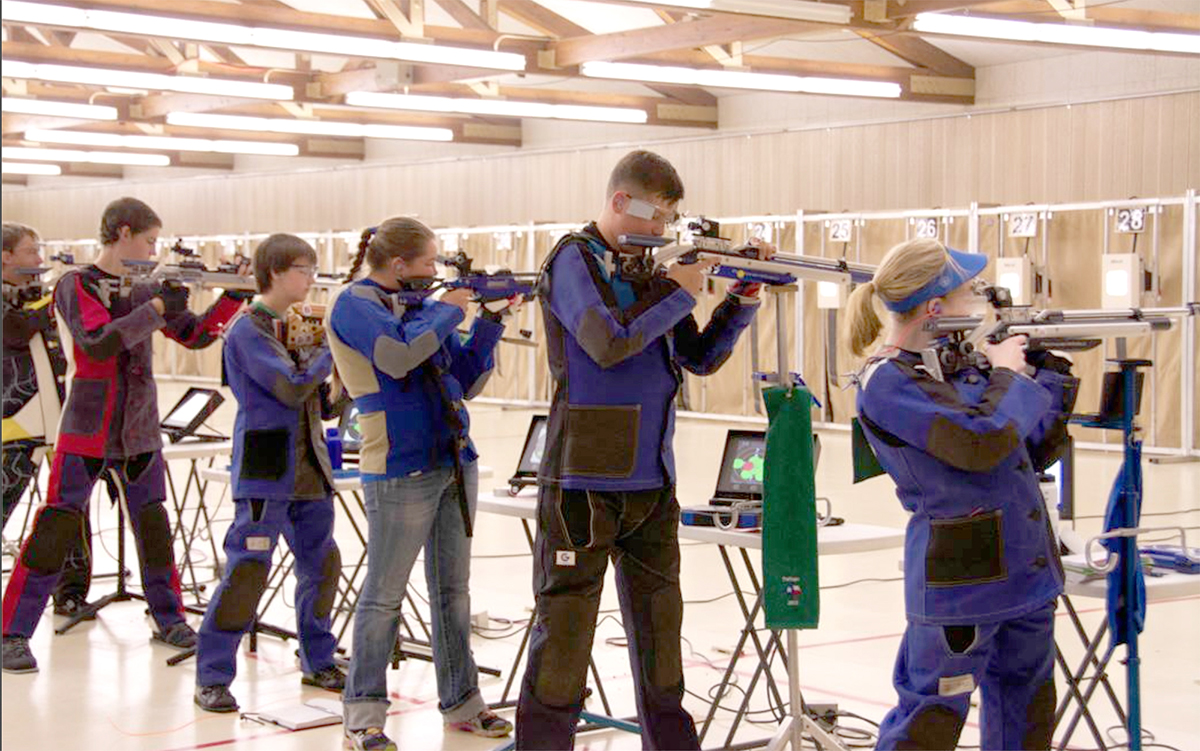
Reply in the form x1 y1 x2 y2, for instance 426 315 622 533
339 404 363 452
714 430 766 499
514 415 548 477
161 388 222 432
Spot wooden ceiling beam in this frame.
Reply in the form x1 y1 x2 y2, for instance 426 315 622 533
854 29 975 77
497 0 587 38
434 0 493 31
363 0 423 38
551 14 824 67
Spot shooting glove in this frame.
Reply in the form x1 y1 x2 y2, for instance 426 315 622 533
159 280 191 319
222 288 256 302
1025 349 1074 375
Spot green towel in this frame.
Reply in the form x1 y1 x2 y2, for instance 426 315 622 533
762 385 820 630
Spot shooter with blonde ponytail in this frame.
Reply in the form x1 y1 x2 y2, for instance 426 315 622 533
846 238 1079 751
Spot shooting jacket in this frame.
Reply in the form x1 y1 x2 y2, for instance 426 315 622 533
538 224 760 491
225 304 333 501
325 279 503 482
54 266 242 458
856 350 1078 624
3 283 66 428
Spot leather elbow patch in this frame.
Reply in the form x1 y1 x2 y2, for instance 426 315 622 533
926 415 1018 472
925 510 1006 587
576 308 643 368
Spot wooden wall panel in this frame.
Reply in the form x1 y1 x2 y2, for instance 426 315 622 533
5 92 1196 239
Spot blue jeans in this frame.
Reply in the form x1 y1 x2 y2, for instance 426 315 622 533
343 461 485 731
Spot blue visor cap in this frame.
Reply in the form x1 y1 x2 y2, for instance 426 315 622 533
882 247 988 313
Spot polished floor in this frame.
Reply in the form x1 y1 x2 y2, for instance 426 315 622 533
2 380 1198 751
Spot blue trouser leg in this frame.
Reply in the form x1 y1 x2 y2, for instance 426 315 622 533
196 499 283 687
1 445 91 605
2 452 97 637
876 601 1057 751
3 451 180 637
121 453 185 632
980 603 1057 750
281 498 340 676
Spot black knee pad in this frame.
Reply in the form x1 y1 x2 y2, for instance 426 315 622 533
21 507 83 572
1023 678 1056 750
312 547 341 620
898 704 965 751
125 453 154 483
136 503 174 569
213 559 270 632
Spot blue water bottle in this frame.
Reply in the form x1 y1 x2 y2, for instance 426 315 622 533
326 427 343 470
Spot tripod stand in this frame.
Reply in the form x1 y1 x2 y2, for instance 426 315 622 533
56 468 142 635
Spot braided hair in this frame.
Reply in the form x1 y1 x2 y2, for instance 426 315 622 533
345 217 435 282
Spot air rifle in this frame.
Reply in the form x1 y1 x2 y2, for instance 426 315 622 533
622 217 875 287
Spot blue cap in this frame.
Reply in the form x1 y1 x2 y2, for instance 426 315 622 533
882 247 987 313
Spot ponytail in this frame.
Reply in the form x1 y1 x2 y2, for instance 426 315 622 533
843 280 882 357
345 226 375 283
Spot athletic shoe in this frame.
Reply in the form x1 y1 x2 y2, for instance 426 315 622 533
344 727 397 751
1 636 38 674
301 664 346 692
194 684 239 713
446 709 513 738
53 596 95 620
151 621 197 649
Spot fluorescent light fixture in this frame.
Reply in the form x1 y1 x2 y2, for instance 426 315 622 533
580 61 901 98
165 112 453 141
913 13 1200 55
24 128 300 156
3 146 171 166
344 91 649 123
1 1 526 71
3 61 293 100
1 97 118 120
632 0 851 24
3 162 62 175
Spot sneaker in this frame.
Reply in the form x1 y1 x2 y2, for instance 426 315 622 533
151 621 197 649
344 727 397 751
301 664 346 692
446 709 513 738
194 684 239 713
1 636 38 674
53 596 95 620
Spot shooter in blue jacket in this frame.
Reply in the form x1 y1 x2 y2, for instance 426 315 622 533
327 217 512 751
194 234 345 712
515 150 768 750
845 238 1078 750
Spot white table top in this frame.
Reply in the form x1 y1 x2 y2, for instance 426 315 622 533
201 464 494 493
162 439 233 461
1064 568 1200 602
485 487 905 556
